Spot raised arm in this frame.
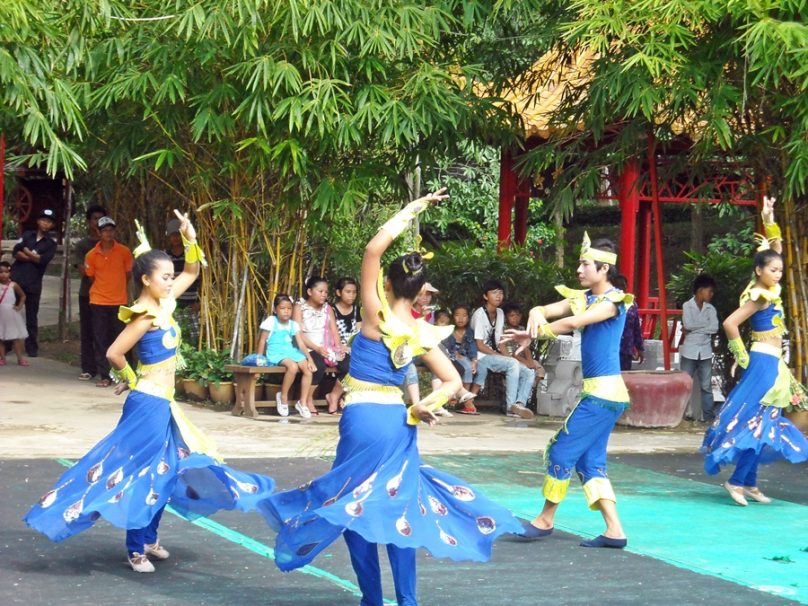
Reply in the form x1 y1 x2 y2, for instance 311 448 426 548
360 188 448 334
761 196 782 255
169 209 203 299
526 299 571 336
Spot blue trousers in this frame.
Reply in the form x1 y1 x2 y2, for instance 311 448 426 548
126 506 165 556
543 397 625 507
344 529 417 606
729 450 759 487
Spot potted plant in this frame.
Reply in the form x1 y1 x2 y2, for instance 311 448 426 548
207 350 235 405
181 348 210 401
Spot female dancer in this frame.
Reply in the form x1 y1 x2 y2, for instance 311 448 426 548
701 197 808 505
25 211 275 572
259 189 521 605
503 233 632 548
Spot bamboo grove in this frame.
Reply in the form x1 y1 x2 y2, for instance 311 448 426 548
2 0 808 377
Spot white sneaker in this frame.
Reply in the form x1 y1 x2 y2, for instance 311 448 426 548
145 541 170 560
128 552 155 573
276 392 289 417
295 402 312 418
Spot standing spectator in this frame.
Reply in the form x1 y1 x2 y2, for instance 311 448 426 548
84 216 133 387
10 209 58 357
0 261 29 366
165 218 201 344
73 205 107 380
469 279 534 419
680 274 719 422
612 275 644 371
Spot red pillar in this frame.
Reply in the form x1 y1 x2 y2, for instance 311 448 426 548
498 148 516 250
647 132 670 370
618 160 640 292
637 201 652 309
514 178 530 245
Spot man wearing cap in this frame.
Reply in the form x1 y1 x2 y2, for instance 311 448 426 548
165 217 201 343
11 209 58 356
73 205 107 380
84 216 133 387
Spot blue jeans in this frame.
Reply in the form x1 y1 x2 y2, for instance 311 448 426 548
454 357 474 384
473 354 534 409
680 356 715 421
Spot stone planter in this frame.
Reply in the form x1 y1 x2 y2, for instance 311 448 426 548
209 381 235 405
174 377 185 396
618 370 693 428
182 378 209 401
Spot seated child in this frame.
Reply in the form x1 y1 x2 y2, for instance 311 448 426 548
256 294 316 418
502 301 544 386
431 306 478 415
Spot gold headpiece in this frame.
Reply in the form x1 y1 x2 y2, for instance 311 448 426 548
753 233 777 252
580 231 617 265
132 220 152 258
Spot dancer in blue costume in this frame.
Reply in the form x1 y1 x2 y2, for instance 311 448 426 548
24 210 275 573
259 189 521 606
504 233 632 549
701 196 808 506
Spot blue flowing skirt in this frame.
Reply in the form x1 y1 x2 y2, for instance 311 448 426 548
259 403 521 572
701 351 808 475
24 389 276 542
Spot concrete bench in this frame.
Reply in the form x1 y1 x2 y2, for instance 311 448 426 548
225 364 337 419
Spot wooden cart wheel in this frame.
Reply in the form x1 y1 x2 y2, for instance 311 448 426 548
14 186 33 223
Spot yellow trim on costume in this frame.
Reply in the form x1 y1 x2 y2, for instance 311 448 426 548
111 363 138 389
580 231 617 265
582 375 630 402
764 222 782 241
555 285 634 317
740 282 783 310
406 389 450 426
181 233 208 267
169 400 222 461
119 297 178 330
542 475 570 504
751 342 782 357
134 378 175 400
751 326 786 341
760 359 792 408
342 374 404 406
582 477 616 509
375 273 453 368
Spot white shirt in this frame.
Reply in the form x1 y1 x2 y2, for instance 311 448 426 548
679 297 719 360
470 306 504 360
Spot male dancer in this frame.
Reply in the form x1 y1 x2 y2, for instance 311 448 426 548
504 233 632 548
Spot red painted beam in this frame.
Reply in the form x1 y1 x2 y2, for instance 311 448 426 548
498 148 516 250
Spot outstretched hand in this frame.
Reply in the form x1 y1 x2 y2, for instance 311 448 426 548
412 187 450 211
501 329 532 356
762 196 776 223
173 209 197 242
525 306 549 338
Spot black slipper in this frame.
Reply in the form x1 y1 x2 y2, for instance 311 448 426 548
514 519 554 541
579 535 627 549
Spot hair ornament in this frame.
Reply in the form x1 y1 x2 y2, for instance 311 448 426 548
132 220 153 259
580 231 617 265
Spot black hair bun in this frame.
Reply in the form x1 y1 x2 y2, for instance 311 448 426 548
404 252 424 274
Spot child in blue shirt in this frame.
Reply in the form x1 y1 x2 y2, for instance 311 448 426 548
257 294 316 417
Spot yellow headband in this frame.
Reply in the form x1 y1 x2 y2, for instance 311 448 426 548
132 220 152 258
580 231 616 265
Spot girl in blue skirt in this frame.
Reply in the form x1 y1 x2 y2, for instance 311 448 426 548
24 211 276 572
701 197 808 505
259 189 521 605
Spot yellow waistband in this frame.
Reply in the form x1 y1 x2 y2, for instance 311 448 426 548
138 358 177 376
582 375 629 403
342 374 404 407
751 327 785 342
751 342 782 357
134 379 175 400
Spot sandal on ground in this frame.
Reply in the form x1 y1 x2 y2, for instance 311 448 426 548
724 481 748 506
0 359 7 366
96 379 112 388
743 487 772 504
78 372 93 381
456 403 480 415
457 390 477 404
18 358 30 367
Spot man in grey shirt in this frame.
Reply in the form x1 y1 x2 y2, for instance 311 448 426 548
679 274 719 421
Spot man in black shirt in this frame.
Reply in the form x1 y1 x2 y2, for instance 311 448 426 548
11 209 58 356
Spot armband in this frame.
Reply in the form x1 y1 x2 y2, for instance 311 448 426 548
181 233 208 267
763 222 781 241
110 363 138 389
407 390 450 426
536 324 558 341
728 337 750 369
381 200 428 239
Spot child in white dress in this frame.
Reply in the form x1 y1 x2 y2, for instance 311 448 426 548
0 261 29 366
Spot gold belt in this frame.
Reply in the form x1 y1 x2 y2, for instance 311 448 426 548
582 374 629 403
751 327 785 342
342 374 404 407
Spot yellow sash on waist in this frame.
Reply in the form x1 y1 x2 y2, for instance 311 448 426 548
581 374 629 403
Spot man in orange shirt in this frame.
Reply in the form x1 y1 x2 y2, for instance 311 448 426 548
84 216 133 387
